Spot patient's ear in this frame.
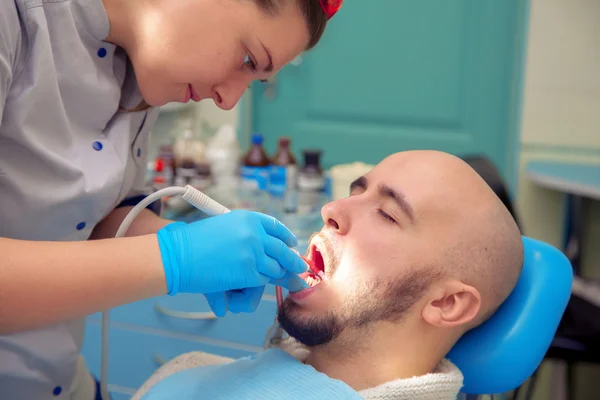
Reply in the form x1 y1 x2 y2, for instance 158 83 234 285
421 281 481 328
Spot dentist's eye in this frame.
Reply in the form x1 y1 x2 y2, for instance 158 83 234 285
378 210 396 224
243 54 257 72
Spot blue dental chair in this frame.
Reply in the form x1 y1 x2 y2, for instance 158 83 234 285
450 155 573 398
446 236 573 397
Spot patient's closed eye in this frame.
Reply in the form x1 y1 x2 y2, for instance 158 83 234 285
378 210 396 224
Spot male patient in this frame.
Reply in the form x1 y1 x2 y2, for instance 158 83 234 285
133 150 523 400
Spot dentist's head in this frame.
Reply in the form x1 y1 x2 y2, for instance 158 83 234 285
278 150 523 371
103 0 339 110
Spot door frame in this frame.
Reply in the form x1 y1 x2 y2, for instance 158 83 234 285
237 0 531 195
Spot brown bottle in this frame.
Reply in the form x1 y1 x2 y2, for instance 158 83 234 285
240 133 270 190
243 133 270 167
272 137 297 166
269 137 298 197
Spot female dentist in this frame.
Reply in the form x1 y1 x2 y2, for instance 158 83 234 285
0 0 342 399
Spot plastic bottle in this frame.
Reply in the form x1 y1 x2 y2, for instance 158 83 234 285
205 124 241 187
152 145 176 190
297 149 326 213
240 133 270 190
173 125 212 189
269 137 298 198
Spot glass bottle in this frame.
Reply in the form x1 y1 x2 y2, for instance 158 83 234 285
297 149 326 213
240 133 270 191
269 137 298 198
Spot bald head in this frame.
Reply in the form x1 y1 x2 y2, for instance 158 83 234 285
378 150 524 325
278 149 524 381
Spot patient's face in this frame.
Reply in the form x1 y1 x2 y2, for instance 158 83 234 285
278 152 463 347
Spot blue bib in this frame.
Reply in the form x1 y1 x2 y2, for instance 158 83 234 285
142 348 362 399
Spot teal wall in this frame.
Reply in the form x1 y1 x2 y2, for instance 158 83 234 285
240 0 530 194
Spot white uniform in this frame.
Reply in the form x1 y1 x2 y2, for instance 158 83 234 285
0 0 160 398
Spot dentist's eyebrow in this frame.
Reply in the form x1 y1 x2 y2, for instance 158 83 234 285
350 176 416 224
259 39 274 73
256 39 273 83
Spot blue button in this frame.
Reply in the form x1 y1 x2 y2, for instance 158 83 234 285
76 222 86 231
137 148 141 157
97 48 107 58
53 386 62 396
92 141 103 151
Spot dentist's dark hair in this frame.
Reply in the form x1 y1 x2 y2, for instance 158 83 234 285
254 0 328 50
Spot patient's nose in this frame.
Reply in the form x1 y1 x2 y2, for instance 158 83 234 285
321 200 349 235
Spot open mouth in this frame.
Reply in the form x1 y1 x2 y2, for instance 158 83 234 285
300 243 327 288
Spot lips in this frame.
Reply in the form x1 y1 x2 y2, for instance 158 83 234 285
189 85 201 102
183 85 192 102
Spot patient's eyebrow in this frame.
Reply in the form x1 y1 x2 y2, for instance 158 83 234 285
350 176 416 224
379 184 415 224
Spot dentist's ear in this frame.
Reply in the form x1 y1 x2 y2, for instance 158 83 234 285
421 281 481 329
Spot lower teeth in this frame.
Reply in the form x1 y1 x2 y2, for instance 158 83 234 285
305 274 322 287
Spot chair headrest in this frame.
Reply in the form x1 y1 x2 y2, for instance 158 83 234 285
446 236 573 394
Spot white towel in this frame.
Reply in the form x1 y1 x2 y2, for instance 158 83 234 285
133 339 463 400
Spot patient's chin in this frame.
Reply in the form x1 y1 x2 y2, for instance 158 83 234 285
278 299 342 347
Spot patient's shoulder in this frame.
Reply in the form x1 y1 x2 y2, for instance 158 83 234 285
131 351 234 400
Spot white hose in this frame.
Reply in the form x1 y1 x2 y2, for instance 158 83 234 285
100 185 230 399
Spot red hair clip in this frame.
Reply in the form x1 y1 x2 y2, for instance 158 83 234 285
318 0 343 20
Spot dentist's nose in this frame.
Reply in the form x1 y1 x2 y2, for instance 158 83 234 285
213 79 251 111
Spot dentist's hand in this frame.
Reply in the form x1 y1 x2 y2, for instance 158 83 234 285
203 269 307 317
156 210 308 315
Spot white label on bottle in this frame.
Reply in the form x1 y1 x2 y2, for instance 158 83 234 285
176 167 197 178
241 166 269 190
297 174 325 192
286 165 298 189
269 165 298 195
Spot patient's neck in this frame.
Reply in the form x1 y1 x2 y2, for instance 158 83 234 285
304 321 445 392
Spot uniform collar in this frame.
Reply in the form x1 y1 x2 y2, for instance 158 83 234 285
77 0 148 111
77 0 112 43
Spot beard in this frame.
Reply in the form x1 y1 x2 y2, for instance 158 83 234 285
277 266 440 347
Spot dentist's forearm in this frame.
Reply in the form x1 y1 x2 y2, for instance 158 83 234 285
90 207 173 239
0 235 167 334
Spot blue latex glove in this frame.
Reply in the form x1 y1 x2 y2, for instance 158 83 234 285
156 210 308 316
204 270 308 317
